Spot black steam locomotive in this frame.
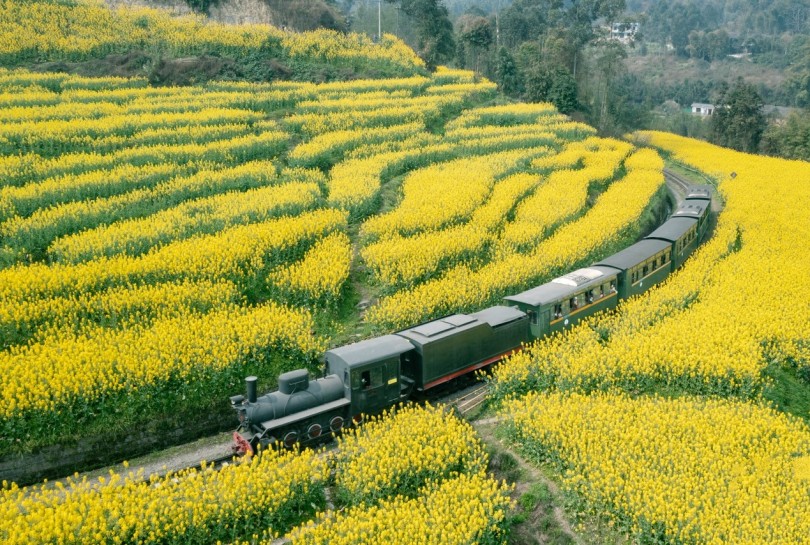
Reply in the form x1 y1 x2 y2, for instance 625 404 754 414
231 186 712 452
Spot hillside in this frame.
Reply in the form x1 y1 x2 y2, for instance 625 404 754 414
0 0 423 83
0 1 808 544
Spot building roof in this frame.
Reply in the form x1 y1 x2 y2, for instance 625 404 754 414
691 103 714 109
645 217 697 242
595 239 671 271
503 266 618 307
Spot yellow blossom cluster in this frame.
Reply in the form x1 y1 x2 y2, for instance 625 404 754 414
287 472 512 545
327 134 555 215
367 147 663 327
361 149 543 240
267 231 352 307
502 391 810 544
491 131 810 397
0 107 265 156
287 122 425 168
0 127 288 190
284 95 466 137
444 102 559 128
1 160 283 259
0 2 423 74
360 173 540 290
48 181 321 263
331 404 488 505
497 137 633 255
0 279 239 349
0 447 329 544
0 300 324 418
0 208 347 303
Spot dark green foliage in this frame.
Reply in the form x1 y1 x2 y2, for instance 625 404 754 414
760 109 810 160
495 47 521 95
710 79 766 152
390 0 456 68
183 0 219 13
264 0 347 32
525 66 578 113
457 14 493 73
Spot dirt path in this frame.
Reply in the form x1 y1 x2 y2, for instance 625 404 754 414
473 418 585 545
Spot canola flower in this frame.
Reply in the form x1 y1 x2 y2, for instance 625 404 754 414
331 404 488 505
497 137 633 256
267 231 352 307
0 1 424 74
328 136 554 215
0 278 239 350
287 122 425 169
2 160 283 260
360 172 540 290
287 472 512 545
360 149 542 240
367 147 663 328
0 447 329 545
0 108 265 156
48 181 321 263
502 392 810 544
0 127 288 190
491 132 810 398
0 300 324 419
444 102 560 128
0 208 347 304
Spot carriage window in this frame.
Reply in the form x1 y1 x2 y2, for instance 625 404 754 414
586 290 594 304
528 310 538 325
553 303 562 318
570 297 578 310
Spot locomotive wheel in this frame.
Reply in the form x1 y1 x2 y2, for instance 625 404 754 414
307 423 322 439
283 431 298 448
329 416 344 432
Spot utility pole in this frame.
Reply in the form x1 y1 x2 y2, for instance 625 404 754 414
495 0 501 49
378 0 382 41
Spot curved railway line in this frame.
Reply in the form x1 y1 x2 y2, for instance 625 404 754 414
45 168 712 489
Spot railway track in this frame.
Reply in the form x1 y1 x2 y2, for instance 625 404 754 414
54 168 708 488
664 168 692 201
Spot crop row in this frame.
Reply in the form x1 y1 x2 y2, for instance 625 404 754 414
366 146 662 328
501 391 810 544
0 160 299 262
0 1 424 75
4 405 511 545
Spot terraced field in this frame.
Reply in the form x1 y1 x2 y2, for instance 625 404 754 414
1 1 807 544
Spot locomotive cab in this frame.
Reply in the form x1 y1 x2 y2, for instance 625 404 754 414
324 335 416 421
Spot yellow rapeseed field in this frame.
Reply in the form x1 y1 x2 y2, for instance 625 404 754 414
502 392 810 544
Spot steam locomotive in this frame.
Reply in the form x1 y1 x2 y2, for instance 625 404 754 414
230 186 712 452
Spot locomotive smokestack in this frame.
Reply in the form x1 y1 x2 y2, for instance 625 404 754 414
246 376 257 403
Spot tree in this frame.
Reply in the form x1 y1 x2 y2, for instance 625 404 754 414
389 0 455 68
760 110 810 160
495 46 521 95
457 15 493 74
710 79 766 153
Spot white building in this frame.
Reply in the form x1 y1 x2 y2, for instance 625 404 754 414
610 22 639 44
691 103 714 116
